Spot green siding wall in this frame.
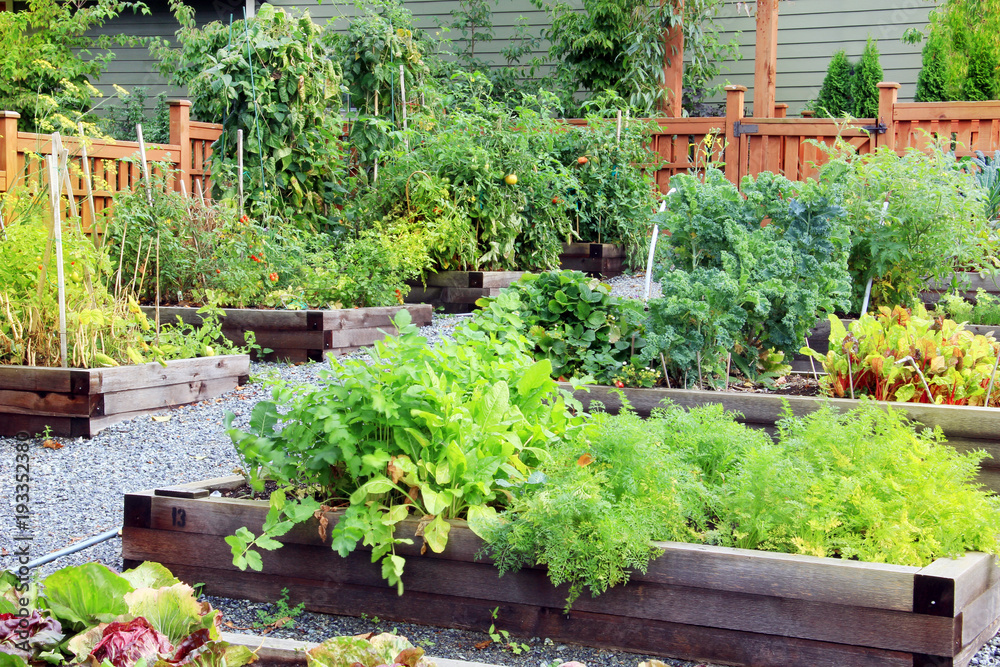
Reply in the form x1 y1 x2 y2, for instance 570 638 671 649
84 1 935 117
709 1 936 114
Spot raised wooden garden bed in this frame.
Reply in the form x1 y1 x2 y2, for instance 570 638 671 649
123 475 1000 667
924 272 1000 305
404 271 524 313
0 355 249 438
143 305 432 363
558 243 625 278
571 384 1000 493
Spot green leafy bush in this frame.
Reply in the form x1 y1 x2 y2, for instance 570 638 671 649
354 92 579 271
0 0 147 134
813 50 853 118
815 142 997 310
225 310 585 593
155 5 347 232
467 270 646 383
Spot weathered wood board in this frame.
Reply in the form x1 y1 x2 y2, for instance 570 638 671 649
924 272 1000 304
0 355 249 438
404 272 524 313
569 384 1000 493
558 243 626 278
143 305 432 363
123 475 1000 667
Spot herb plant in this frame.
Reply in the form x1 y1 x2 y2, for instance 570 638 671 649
484 400 1000 608
225 309 585 594
933 289 1000 326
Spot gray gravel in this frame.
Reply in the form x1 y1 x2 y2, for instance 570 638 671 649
1 273 996 667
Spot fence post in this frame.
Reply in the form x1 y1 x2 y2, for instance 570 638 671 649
0 111 20 192
724 85 747 185
660 0 684 117
877 82 900 152
774 103 788 119
169 100 192 194
753 0 779 118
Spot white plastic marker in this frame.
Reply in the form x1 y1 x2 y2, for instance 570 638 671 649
860 193 891 316
644 189 676 303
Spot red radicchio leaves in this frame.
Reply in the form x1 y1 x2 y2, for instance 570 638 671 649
169 628 211 664
0 611 64 658
90 617 172 667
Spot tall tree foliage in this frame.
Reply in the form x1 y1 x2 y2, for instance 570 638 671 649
0 0 147 133
814 50 853 117
911 0 1000 101
914 34 948 102
532 0 738 115
851 38 883 118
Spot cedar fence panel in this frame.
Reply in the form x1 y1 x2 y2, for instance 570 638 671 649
4 86 1000 224
0 101 221 233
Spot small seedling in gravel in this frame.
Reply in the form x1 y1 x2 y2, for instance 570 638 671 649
486 607 530 655
253 588 305 630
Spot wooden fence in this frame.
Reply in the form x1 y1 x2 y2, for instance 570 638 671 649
0 101 221 232
3 85 1000 225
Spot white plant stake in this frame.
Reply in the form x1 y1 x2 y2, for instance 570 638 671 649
985 352 1000 408
645 192 675 303
136 124 153 206
237 128 244 216
616 110 622 144
860 194 891 316
400 64 409 150
46 154 68 368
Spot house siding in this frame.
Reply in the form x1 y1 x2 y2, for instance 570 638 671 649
83 1 934 117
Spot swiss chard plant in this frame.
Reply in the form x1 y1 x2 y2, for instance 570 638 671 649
801 305 1000 405
225 309 586 594
0 562 253 667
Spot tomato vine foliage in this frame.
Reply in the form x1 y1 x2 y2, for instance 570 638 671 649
155 4 347 232
225 309 585 593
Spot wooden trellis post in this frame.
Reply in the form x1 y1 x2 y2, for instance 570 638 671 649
753 0 779 118
661 0 684 117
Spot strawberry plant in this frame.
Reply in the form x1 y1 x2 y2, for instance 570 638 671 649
801 305 1000 405
466 270 646 383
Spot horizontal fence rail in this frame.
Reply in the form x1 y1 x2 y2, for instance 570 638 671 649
0 101 221 232
2 84 1000 225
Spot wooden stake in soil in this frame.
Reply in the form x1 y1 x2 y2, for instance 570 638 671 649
45 154 69 368
78 123 100 248
660 352 671 389
804 336 820 385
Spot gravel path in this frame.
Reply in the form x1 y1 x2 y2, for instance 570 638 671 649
1 272 998 667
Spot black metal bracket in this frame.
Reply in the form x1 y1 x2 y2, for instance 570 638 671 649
732 121 759 138
860 121 888 134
